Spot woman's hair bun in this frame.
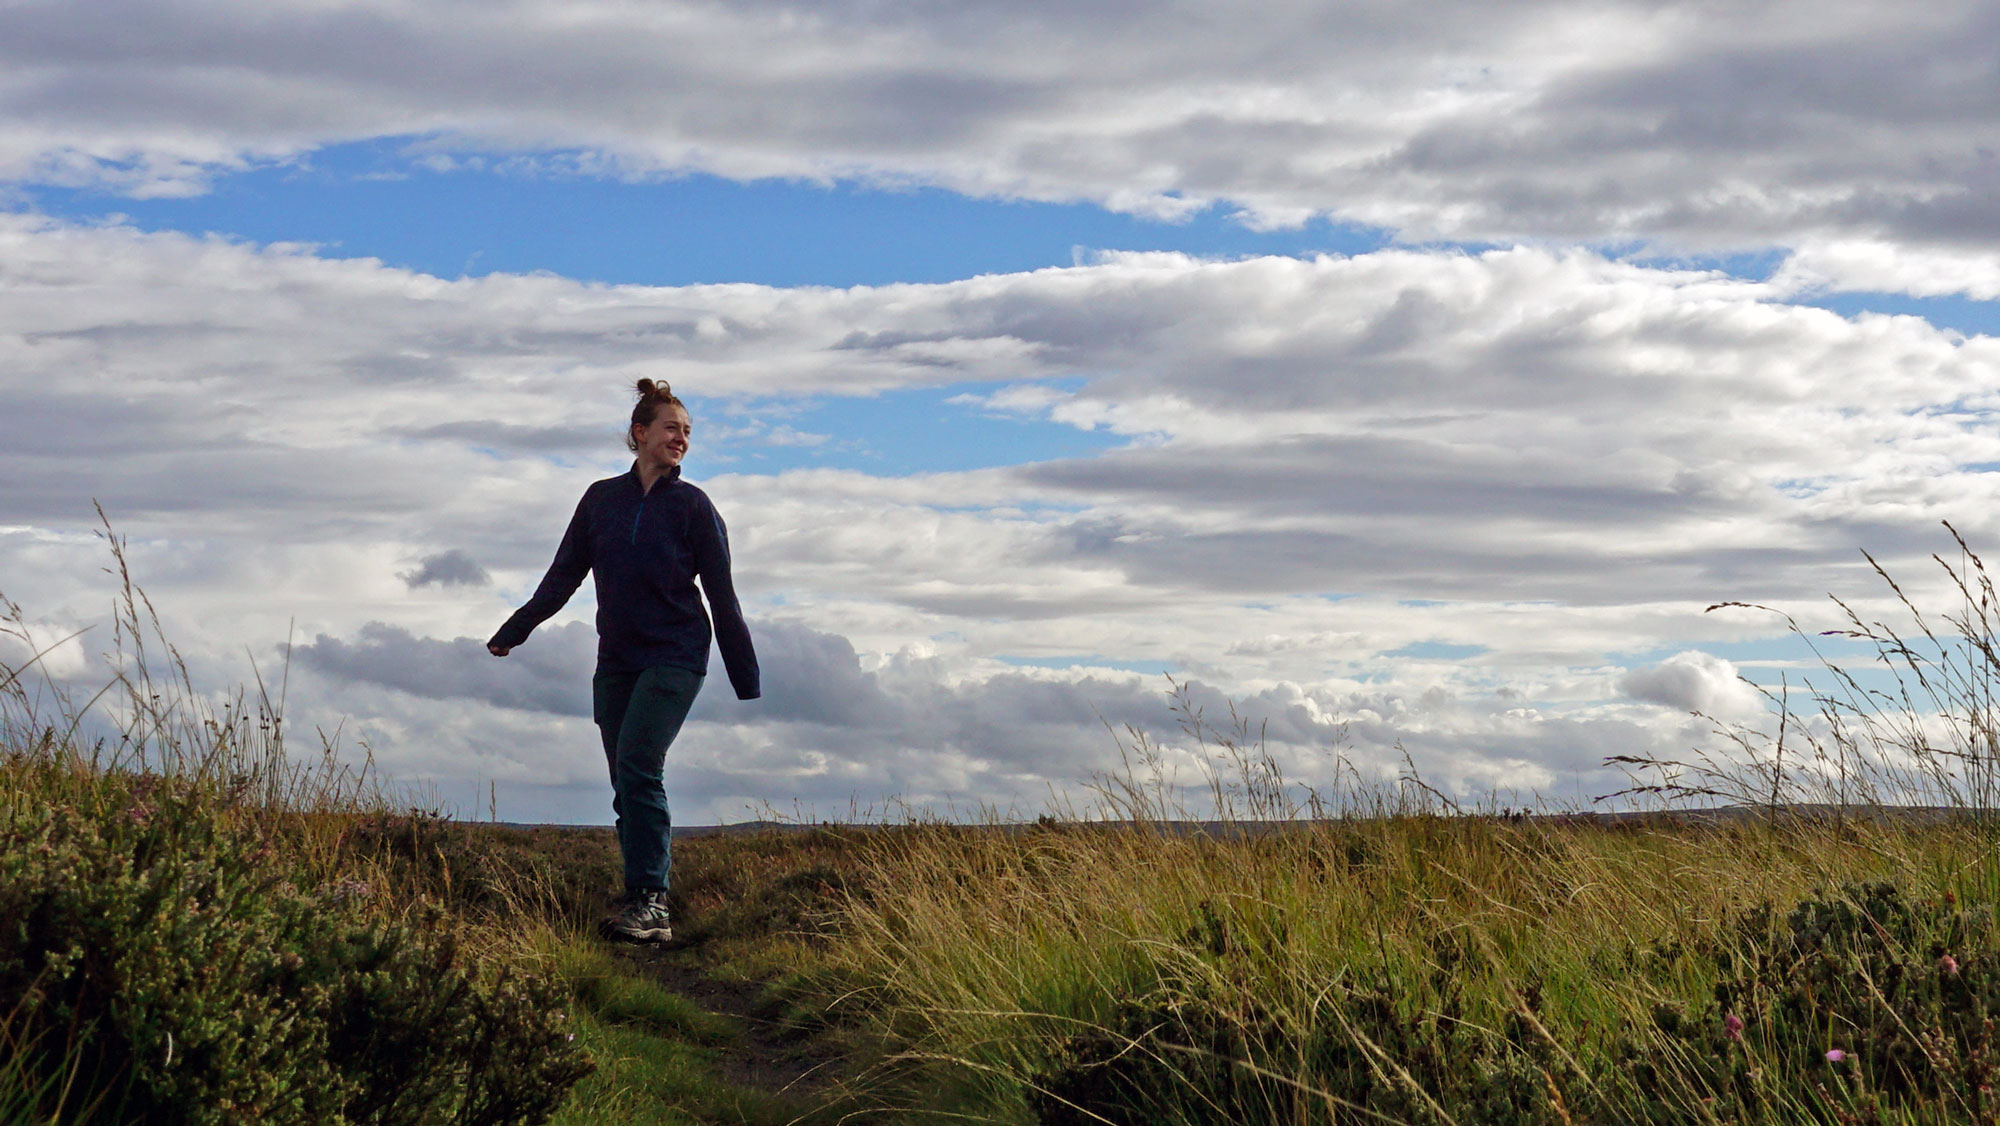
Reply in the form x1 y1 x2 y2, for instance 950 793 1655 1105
636 377 673 400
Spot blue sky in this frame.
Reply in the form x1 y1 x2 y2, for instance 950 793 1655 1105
6 0 2000 823
27 139 1387 288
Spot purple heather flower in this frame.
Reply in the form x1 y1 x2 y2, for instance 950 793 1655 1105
1826 1049 1847 1064
1723 1013 1744 1040
1940 954 1961 976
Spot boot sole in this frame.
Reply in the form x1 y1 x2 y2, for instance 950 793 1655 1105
599 922 674 944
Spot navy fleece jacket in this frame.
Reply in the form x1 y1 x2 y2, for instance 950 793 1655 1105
489 465 760 699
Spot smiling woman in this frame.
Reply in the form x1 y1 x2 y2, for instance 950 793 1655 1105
626 377 691 476
486 378 761 945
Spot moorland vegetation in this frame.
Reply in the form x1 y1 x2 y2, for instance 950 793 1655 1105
8 525 2000 1124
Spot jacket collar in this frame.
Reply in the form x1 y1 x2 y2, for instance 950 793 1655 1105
627 462 683 492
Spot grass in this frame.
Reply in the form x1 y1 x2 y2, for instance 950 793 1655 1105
545 941 804 1126
801 813 2000 1122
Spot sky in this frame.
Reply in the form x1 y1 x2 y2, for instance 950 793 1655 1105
5 0 2000 825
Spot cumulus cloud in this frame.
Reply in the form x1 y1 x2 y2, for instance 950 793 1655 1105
3 1 2000 253
7 230 1990 625
288 614 1169 815
1620 650 1767 721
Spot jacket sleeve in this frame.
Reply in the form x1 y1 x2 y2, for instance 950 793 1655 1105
489 494 594 651
691 498 760 700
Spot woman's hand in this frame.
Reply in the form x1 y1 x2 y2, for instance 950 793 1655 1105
488 643 511 657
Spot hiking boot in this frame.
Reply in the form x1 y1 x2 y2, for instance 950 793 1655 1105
600 889 673 943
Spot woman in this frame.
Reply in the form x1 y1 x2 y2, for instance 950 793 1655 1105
488 379 759 943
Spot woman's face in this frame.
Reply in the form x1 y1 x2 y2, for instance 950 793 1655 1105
634 405 691 469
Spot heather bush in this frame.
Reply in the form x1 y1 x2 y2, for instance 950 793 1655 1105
0 769 592 1125
1622 880 2000 1123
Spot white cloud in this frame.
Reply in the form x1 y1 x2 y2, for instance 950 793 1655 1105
1774 239 2000 301
3 1 2000 252
0 616 95 683
1619 650 1767 721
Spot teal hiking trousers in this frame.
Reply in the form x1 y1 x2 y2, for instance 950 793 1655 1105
592 664 703 892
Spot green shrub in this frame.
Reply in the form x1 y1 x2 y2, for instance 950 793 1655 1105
0 774 593 1125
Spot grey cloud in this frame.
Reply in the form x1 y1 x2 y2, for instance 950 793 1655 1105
888 666 1175 777
295 614 1161 760
1393 718 1668 806
290 613 1211 790
295 617 907 729
908 250 1903 420
398 420 618 453
703 619 892 727
10 222 1989 623
297 620 598 718
1 444 444 532
278 656 1692 823
400 549 490 588
37 575 1745 824
0 387 256 458
998 436 1867 605
1020 436 1726 525
1078 527 1855 608
3 1 1999 250
1198 681 1702 807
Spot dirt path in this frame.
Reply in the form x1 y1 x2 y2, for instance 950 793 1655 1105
613 943 840 1105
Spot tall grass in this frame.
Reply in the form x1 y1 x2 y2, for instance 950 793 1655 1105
813 774 2000 1122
